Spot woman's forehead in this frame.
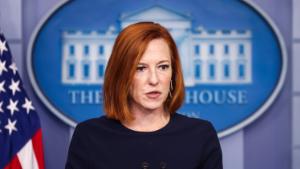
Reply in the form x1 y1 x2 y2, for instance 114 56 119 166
139 39 171 63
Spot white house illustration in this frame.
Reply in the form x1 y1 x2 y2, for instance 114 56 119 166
61 5 252 86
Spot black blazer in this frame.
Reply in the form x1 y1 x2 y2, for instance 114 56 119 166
65 113 223 169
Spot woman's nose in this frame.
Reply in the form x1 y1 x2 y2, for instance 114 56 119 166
148 69 159 86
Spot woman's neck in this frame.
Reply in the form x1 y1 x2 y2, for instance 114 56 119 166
123 105 170 132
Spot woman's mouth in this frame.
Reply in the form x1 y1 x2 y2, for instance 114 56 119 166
146 91 161 99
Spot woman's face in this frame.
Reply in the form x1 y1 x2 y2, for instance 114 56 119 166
129 38 172 112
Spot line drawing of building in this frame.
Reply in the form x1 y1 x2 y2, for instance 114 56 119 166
61 5 252 86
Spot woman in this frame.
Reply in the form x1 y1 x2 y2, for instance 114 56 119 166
65 22 223 169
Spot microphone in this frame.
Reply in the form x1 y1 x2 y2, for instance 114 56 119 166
160 161 167 169
141 161 149 169
140 161 167 169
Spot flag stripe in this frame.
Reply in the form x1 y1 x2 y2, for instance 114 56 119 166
32 129 45 169
17 140 39 169
4 155 22 169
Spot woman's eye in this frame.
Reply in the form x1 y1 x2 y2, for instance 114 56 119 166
159 64 170 70
136 66 146 72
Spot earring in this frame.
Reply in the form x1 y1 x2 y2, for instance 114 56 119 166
169 80 173 98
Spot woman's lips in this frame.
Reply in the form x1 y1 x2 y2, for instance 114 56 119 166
146 91 161 99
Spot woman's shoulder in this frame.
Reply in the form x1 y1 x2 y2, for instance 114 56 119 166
74 115 119 134
172 113 220 146
174 113 213 127
172 113 217 135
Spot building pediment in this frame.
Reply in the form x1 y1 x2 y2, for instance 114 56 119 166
120 5 191 22
120 5 192 30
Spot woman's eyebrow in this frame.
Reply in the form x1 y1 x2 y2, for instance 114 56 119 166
137 63 147 65
158 60 171 64
138 60 170 65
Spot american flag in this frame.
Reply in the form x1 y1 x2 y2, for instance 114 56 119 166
0 33 45 169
